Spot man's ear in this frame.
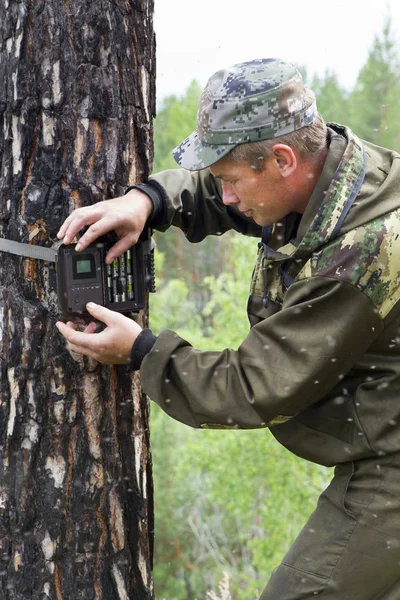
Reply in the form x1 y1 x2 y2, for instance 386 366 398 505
271 144 297 178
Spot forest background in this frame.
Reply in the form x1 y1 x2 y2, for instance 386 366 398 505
149 20 400 600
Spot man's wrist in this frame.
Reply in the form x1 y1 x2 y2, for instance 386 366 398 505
129 328 158 371
125 181 168 227
124 186 153 220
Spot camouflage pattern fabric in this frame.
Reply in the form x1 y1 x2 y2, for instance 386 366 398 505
300 211 400 320
250 122 400 323
297 124 366 250
173 58 318 171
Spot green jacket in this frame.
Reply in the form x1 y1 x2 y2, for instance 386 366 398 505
141 124 400 467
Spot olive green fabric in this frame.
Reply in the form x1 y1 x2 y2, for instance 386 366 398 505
260 453 400 599
142 123 400 598
147 166 262 241
143 124 400 466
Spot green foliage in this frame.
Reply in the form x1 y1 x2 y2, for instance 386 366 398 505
152 228 233 318
152 81 231 309
151 404 329 600
200 235 257 349
381 80 400 150
153 80 203 173
150 233 255 351
309 69 350 125
150 272 208 349
347 17 400 150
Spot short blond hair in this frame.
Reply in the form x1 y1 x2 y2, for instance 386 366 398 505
226 112 327 172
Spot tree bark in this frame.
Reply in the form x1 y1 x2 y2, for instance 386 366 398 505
0 1 155 598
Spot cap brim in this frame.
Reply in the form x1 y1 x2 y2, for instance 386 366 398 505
172 130 236 171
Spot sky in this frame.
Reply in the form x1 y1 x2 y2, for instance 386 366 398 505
154 0 400 102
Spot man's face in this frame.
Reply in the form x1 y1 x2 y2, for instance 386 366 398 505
210 154 300 226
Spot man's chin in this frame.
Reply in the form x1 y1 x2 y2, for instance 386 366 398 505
243 211 274 227
252 214 270 226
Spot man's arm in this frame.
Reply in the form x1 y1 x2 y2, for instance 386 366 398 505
57 188 153 263
148 168 261 242
57 168 261 261
58 274 383 429
139 276 382 429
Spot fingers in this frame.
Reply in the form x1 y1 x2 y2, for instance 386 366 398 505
57 191 152 257
59 320 96 335
58 210 140 258
63 217 112 251
57 213 75 241
57 203 114 247
104 234 139 264
57 206 96 243
56 304 121 341
56 303 142 365
84 321 97 334
85 302 120 326
56 320 103 362
73 219 109 251
56 320 92 347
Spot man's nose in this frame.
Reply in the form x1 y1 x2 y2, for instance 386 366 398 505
221 181 238 205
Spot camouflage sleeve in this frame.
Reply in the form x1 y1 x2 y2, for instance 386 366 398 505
149 168 262 242
140 276 383 429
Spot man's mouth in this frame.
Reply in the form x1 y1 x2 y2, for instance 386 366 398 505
239 207 252 215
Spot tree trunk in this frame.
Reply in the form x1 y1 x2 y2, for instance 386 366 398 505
0 1 155 598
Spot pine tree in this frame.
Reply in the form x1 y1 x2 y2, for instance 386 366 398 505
310 70 350 125
348 17 400 148
0 1 155 596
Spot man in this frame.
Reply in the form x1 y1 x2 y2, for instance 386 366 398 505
56 58 400 599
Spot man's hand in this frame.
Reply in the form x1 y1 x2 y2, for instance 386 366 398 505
57 189 153 263
56 303 142 364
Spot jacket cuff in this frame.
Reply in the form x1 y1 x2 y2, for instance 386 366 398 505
129 328 158 371
125 181 168 227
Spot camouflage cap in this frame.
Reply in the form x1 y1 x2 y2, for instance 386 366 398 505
173 58 318 171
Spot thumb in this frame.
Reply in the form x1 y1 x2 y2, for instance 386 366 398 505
86 302 119 325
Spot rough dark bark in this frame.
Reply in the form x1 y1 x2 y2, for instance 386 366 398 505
0 1 155 598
